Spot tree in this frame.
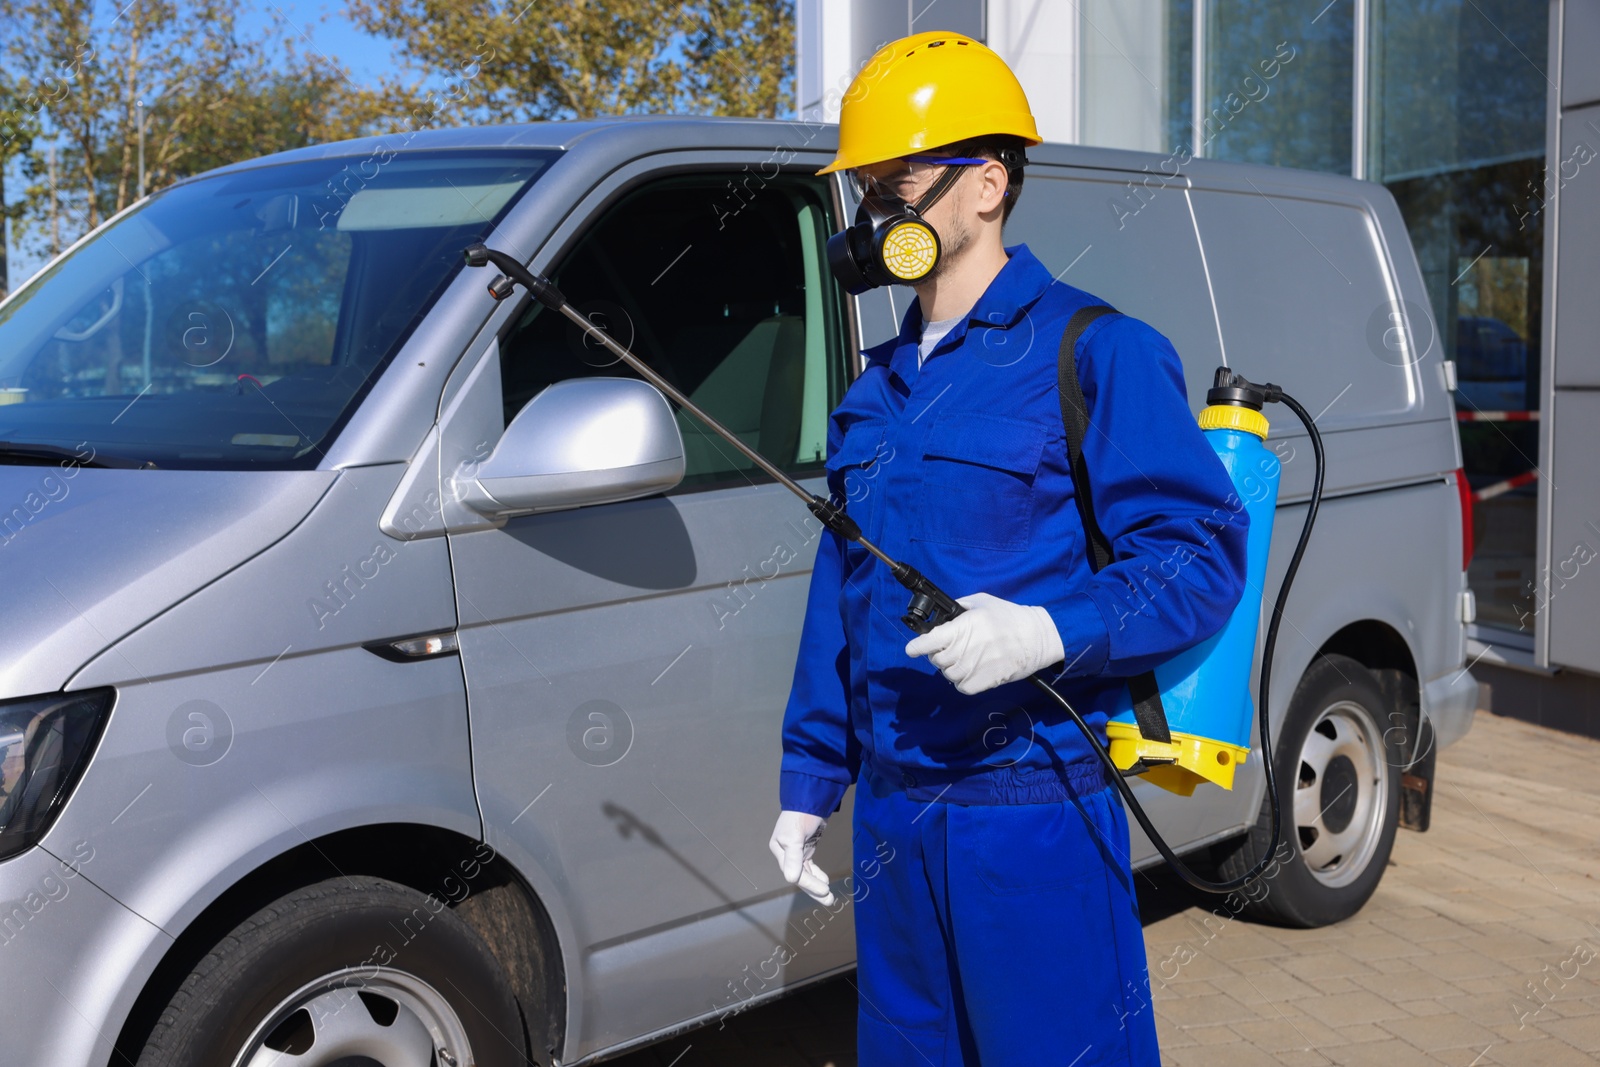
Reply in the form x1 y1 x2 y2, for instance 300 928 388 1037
0 0 796 282
0 76 39 297
0 0 388 266
345 0 794 124
685 0 795 118
152 38 394 181
0 1 43 295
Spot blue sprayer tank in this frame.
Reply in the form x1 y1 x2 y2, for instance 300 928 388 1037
1104 384 1282 796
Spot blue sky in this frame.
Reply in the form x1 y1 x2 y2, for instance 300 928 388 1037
238 1 404 86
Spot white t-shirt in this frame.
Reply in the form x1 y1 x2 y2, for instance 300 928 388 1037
918 312 967 367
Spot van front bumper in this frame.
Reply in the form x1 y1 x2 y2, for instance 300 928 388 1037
0 843 170 1065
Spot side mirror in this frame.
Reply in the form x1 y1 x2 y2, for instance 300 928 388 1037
458 377 685 517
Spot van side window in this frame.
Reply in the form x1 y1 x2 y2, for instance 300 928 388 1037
1190 191 1417 421
499 174 849 489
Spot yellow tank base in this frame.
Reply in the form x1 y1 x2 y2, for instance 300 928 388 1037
1105 721 1251 796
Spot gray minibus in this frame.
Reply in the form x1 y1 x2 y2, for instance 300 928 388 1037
0 118 1477 1066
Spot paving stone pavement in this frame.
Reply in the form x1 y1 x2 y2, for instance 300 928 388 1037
611 709 1600 1066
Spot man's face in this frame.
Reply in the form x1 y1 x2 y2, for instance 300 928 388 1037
850 155 989 283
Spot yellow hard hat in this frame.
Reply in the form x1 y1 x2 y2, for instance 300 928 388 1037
817 31 1042 176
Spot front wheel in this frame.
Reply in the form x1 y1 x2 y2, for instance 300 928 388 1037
1212 653 1403 927
136 876 528 1067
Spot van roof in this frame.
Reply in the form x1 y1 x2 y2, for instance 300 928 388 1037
186 116 1384 205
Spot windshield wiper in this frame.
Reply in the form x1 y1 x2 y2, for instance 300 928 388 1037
0 441 158 469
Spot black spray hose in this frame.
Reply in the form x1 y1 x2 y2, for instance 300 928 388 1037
462 243 1325 897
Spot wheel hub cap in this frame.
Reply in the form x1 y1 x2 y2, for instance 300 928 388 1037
231 967 472 1067
1291 699 1390 889
1319 754 1359 834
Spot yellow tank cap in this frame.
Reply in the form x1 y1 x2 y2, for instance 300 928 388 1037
1198 404 1269 440
1105 721 1251 797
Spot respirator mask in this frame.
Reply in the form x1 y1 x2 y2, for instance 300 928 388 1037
826 148 1027 295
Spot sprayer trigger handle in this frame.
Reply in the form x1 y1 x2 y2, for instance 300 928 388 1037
903 595 940 634
895 564 966 634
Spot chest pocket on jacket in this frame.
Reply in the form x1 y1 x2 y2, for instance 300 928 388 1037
913 412 1049 552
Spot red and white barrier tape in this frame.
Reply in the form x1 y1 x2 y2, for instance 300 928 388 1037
1472 469 1538 501
1456 410 1539 421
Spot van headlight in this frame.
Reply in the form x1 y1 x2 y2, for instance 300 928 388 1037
0 690 113 861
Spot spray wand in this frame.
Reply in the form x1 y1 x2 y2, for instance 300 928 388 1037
464 243 1325 896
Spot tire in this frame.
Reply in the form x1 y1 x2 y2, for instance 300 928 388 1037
136 876 528 1067
1212 653 1404 927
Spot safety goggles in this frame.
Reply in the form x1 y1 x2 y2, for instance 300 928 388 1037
846 154 993 203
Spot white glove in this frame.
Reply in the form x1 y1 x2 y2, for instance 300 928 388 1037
904 592 1065 695
768 810 836 906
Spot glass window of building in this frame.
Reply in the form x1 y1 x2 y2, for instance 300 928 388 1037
1070 0 1550 636
1202 0 1353 171
1367 0 1549 632
1079 0 1193 153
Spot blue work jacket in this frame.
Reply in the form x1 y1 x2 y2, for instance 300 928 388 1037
778 244 1250 817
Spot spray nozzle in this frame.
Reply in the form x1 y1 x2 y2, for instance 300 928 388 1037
463 242 567 309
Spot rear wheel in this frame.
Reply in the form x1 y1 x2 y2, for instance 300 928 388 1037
1213 653 1403 927
135 876 528 1067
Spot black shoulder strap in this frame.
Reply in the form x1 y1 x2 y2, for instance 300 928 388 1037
1057 306 1118 570
1057 305 1173 746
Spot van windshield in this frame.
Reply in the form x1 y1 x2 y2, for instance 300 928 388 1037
0 149 557 470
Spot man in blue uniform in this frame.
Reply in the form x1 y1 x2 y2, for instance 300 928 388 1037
769 31 1250 1066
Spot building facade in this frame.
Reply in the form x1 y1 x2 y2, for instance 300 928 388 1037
798 0 1600 728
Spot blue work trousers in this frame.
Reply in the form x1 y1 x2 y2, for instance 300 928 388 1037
851 762 1162 1066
